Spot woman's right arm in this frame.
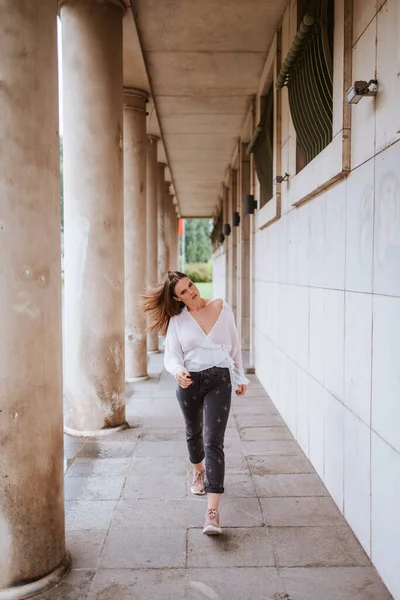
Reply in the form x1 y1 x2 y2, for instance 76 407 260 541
164 318 186 378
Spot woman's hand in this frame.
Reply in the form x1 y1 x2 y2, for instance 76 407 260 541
176 370 193 389
235 384 247 397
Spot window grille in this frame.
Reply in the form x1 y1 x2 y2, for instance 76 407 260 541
277 0 334 168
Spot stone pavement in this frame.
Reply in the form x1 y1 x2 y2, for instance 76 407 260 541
38 354 392 600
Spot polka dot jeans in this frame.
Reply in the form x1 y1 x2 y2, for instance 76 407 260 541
176 367 232 494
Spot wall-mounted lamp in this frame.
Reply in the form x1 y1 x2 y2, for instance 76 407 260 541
218 232 225 244
346 79 378 104
223 223 231 236
244 194 257 215
274 173 289 184
232 211 240 227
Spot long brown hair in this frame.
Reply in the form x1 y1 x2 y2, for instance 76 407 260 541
142 271 187 335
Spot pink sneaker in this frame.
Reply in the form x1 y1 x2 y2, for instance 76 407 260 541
203 509 222 535
191 470 206 495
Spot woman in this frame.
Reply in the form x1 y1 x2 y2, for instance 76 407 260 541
143 271 248 535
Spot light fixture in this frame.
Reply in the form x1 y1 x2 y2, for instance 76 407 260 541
244 194 257 215
232 212 240 227
346 79 378 104
218 232 225 244
223 223 231 236
274 173 289 184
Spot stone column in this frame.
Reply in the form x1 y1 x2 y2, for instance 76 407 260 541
60 0 127 435
157 164 167 282
123 88 149 382
240 144 251 350
231 169 238 320
0 2 69 596
164 183 172 274
227 176 234 306
223 184 230 301
169 205 178 271
146 136 160 354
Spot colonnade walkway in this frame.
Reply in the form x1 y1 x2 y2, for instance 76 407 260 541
37 355 391 600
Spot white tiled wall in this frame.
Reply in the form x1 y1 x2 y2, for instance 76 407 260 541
212 1 400 597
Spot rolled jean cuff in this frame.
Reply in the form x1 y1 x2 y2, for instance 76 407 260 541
205 486 224 494
189 453 205 465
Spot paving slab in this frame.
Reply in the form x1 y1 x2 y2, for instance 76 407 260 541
66 458 132 478
279 567 394 600
244 440 303 456
87 569 187 600
65 500 117 530
188 497 264 528
240 426 294 441
66 530 108 569
253 473 328 497
33 569 94 600
99 528 186 569
112 498 189 529
64 476 126 501
260 497 344 527
187 527 275 567
187 567 285 600
248 455 315 475
270 526 371 567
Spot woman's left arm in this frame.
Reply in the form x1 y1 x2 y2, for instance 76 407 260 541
226 304 249 391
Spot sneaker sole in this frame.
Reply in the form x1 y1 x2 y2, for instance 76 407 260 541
191 487 206 495
203 525 222 535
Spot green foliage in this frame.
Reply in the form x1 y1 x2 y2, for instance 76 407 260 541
184 219 213 263
185 262 212 283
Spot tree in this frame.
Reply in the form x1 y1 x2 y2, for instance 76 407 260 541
184 219 213 263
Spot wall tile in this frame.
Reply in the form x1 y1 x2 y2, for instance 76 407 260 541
344 292 372 426
324 393 344 510
309 288 325 385
351 19 377 169
346 159 374 293
287 208 298 285
371 432 400 600
309 378 326 479
353 0 378 43
325 179 346 290
324 290 345 402
297 202 311 287
375 0 400 152
372 295 400 454
373 140 400 297
309 192 326 288
296 286 310 372
296 367 310 457
344 409 371 555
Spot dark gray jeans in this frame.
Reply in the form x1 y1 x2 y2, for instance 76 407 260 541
176 366 232 494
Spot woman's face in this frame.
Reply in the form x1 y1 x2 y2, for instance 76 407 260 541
174 277 200 307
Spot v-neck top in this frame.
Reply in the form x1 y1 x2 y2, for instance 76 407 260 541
164 299 249 387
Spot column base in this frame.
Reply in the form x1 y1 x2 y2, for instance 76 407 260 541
147 349 160 355
64 422 129 438
126 375 149 383
0 553 71 600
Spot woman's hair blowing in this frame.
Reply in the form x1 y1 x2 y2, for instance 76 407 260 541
142 271 187 335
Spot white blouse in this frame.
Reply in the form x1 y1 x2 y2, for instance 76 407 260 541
164 299 249 388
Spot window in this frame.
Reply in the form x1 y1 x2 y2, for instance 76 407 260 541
278 0 334 172
247 84 274 207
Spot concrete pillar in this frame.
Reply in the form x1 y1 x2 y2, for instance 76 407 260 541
227 175 234 306
223 184 230 301
164 183 172 274
123 88 149 382
0 2 70 596
169 205 178 271
146 135 160 354
239 144 251 350
231 169 238 320
157 164 168 282
60 0 127 435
